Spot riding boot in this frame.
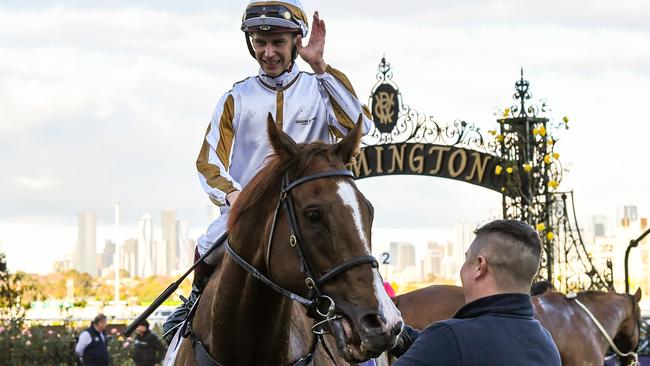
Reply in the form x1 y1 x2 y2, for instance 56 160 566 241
162 268 212 344
161 245 226 344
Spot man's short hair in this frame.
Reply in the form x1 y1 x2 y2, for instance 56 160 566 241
93 314 107 325
472 220 542 290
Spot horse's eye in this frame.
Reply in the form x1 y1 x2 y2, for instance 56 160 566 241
305 210 322 223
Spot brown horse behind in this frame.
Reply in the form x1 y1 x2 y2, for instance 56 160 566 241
172 116 402 365
393 284 642 365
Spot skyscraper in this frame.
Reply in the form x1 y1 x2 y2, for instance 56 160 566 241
593 215 607 238
453 222 475 272
121 239 138 278
101 240 115 272
154 240 167 276
177 220 194 271
137 214 154 278
389 242 416 272
75 213 97 276
162 209 178 275
421 241 444 281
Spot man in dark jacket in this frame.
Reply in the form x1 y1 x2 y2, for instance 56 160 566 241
392 220 561 365
131 320 166 366
75 314 110 366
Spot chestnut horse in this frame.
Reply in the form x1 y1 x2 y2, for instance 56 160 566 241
393 284 642 365
172 115 402 365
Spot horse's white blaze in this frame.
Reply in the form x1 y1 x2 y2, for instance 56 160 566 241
336 181 402 328
373 269 403 328
336 181 369 249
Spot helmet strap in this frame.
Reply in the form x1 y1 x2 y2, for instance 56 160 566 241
245 32 256 59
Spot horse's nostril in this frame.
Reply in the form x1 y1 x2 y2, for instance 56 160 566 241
360 312 387 330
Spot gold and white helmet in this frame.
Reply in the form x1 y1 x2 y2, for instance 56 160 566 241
241 0 309 59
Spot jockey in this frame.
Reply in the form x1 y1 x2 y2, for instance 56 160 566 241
162 0 373 341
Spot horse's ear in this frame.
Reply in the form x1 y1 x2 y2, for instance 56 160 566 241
267 113 299 160
633 288 642 303
335 114 363 164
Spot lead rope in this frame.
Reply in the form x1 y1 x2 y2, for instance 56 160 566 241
569 294 640 366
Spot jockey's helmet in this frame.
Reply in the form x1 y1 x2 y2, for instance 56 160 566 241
241 0 309 60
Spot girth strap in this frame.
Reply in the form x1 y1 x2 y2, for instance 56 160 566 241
193 338 224 366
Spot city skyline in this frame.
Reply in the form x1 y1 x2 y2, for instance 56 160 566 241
2 201 649 276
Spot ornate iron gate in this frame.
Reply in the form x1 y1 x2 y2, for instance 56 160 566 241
355 57 613 291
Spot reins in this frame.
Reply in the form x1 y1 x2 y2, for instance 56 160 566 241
568 293 640 366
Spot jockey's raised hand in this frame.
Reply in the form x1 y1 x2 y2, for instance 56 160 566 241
297 11 327 74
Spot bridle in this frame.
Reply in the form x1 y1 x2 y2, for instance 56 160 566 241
224 168 379 363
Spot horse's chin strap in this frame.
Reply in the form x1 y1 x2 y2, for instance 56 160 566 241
569 294 640 365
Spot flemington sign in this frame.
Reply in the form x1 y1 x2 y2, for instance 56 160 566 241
351 143 502 193
353 56 504 194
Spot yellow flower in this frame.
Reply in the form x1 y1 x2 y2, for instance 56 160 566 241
495 165 503 175
544 155 552 164
488 129 497 136
553 152 560 159
539 126 547 136
532 128 540 136
547 232 554 241
523 163 532 172
506 167 513 174
536 223 546 231
501 186 506 192
496 134 504 142
563 116 569 123
548 180 559 188
503 108 511 118
548 138 554 146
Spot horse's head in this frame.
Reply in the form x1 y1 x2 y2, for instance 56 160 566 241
230 114 402 362
614 288 642 356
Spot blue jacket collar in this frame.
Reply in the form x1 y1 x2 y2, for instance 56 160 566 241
454 293 534 319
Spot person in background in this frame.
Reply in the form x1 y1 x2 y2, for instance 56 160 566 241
75 313 110 366
131 320 166 366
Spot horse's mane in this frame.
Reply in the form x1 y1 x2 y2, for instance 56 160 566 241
530 280 556 296
227 141 340 230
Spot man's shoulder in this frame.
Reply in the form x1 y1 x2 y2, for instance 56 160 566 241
229 75 259 92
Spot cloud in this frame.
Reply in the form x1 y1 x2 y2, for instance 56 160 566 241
14 176 59 191
0 1 649 273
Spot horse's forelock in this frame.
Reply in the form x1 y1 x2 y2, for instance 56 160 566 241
227 143 342 231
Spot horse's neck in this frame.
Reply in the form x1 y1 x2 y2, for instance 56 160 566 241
196 238 295 364
579 294 628 344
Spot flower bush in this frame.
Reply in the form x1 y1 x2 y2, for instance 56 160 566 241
0 321 136 366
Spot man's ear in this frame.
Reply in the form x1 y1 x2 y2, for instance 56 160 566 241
475 256 488 279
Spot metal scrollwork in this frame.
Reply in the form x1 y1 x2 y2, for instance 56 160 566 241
364 57 495 154
363 59 613 292
499 70 612 291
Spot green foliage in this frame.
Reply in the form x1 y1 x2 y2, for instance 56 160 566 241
0 322 138 366
0 253 35 323
0 323 79 365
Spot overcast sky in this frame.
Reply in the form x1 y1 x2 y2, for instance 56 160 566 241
1 1 649 273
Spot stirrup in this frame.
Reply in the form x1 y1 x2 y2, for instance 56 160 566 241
179 295 188 305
